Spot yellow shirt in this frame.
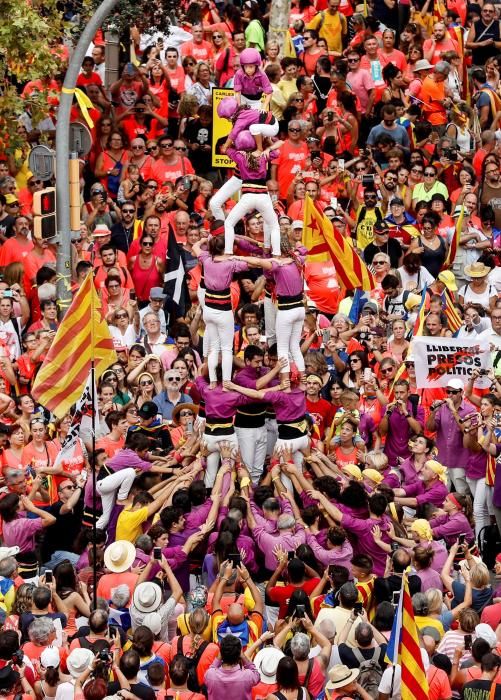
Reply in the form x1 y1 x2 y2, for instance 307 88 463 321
277 77 299 102
355 205 381 250
116 506 149 543
307 10 347 54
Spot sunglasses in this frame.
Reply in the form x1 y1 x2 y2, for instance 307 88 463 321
288 127 301 133
180 410 194 417
142 241 154 246
148 145 159 150
127 408 138 414
446 388 461 394
349 358 361 363
347 58 359 62
381 367 394 374
175 146 187 151
373 260 387 265
213 34 223 38
131 145 144 150
115 313 128 319
424 172 435 177
167 376 181 382
146 184 158 189
122 209 135 214
140 380 153 386
29 180 42 185
160 143 173 148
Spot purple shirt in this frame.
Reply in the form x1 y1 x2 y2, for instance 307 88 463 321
381 468 400 489
466 450 487 480
229 109 270 141
399 456 423 489
416 566 442 591
195 376 253 419
3 514 42 553
199 250 248 290
107 448 151 473
205 658 260 700
252 523 306 570
383 401 425 468
433 401 473 469
226 147 278 182
340 513 392 576
233 69 273 97
403 479 448 507
306 533 353 572
429 512 474 547
263 387 306 423
265 251 306 297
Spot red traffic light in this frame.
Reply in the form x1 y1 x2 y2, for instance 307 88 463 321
40 191 56 215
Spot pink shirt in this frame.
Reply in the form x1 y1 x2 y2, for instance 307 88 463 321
346 68 375 111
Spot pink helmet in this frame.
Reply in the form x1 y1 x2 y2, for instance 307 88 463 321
239 48 262 66
234 130 256 150
217 97 238 119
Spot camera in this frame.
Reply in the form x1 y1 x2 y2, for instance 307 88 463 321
391 542 399 553
327 111 334 121
353 602 363 615
45 570 53 583
11 650 24 666
479 369 489 376
182 176 192 191
98 649 113 664
442 147 458 162
392 591 400 606
458 533 466 545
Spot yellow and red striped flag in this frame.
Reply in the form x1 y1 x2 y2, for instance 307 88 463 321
441 204 463 271
32 272 117 418
401 573 429 699
442 288 462 335
303 196 376 291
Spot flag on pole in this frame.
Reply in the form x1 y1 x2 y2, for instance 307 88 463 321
303 196 376 291
163 225 191 324
32 273 117 419
441 204 463 271
385 572 429 700
348 289 370 325
413 285 428 337
401 573 429 699
284 31 297 58
442 289 462 334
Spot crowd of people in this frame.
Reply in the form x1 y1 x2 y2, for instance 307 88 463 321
4 0 501 698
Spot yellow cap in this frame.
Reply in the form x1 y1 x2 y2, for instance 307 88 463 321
425 459 447 483
342 464 363 481
362 468 384 485
410 519 433 541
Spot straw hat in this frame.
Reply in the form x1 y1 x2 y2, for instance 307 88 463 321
171 402 199 426
93 223 111 237
132 582 163 614
325 665 360 691
464 261 491 278
104 540 136 573
413 58 433 72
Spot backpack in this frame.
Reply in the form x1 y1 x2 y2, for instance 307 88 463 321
351 647 383 699
176 636 209 695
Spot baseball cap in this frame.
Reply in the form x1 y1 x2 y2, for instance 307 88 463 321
446 378 464 390
373 220 389 234
390 197 404 207
437 270 458 292
292 220 303 229
4 194 19 205
138 401 159 419
361 302 378 315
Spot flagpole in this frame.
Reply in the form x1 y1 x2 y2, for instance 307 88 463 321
90 263 98 610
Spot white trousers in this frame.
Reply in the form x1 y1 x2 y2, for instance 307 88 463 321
447 467 469 496
224 193 280 255
235 425 268 484
276 306 305 373
266 417 278 457
96 468 136 530
209 176 242 220
204 432 239 487
203 306 234 382
264 295 277 346
249 122 279 139
465 476 490 536
240 96 264 110
276 434 309 490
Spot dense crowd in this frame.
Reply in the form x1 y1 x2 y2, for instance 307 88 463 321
4 0 501 698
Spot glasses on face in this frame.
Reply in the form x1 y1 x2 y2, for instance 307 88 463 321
146 184 158 190
288 127 301 133
122 209 135 214
140 380 153 386
411 168 423 174
349 358 361 364
175 146 188 151
29 180 42 186
424 171 435 177
373 260 387 265
115 313 128 319
142 241 154 247
180 410 194 417
347 58 360 63
160 142 173 148
422 225 434 231
108 283 120 290
355 166 366 173
131 145 145 150
113 367 124 373
167 376 181 382
293 98 304 102
213 34 223 38
381 367 394 374
62 484 76 491
446 388 461 395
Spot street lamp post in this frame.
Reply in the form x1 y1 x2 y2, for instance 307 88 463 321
55 0 120 313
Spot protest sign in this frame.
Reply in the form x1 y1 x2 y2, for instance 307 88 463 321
412 336 491 388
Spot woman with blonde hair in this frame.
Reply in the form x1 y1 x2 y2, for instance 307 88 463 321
187 62 215 106
135 371 157 409
170 608 219 687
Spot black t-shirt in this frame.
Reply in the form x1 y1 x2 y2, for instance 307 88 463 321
184 118 213 173
107 681 155 700
127 424 172 452
0 214 15 239
462 679 501 700
338 643 387 670
41 499 83 561
363 238 402 269
373 573 421 605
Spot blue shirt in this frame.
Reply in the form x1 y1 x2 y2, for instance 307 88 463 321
153 391 191 420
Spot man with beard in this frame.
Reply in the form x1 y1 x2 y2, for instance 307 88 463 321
367 105 410 150
363 220 403 269
480 161 501 229
423 21 459 65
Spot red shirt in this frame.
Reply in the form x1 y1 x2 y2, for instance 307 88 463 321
268 578 321 619
151 157 195 186
306 397 335 439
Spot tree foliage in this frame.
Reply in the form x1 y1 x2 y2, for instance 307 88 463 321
0 0 66 153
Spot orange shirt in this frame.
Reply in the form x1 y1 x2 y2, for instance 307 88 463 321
24 249 56 285
419 76 447 125
180 40 214 64
151 157 195 187
168 636 219 687
96 572 138 601
273 140 309 199
96 434 125 458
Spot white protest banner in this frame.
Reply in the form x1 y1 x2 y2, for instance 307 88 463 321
412 336 491 388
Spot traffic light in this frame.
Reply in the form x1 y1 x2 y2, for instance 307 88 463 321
33 187 56 239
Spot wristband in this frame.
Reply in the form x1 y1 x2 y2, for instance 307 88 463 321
272 476 280 482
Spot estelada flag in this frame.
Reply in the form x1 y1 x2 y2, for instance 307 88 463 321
302 196 376 291
441 204 463 271
32 272 117 418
